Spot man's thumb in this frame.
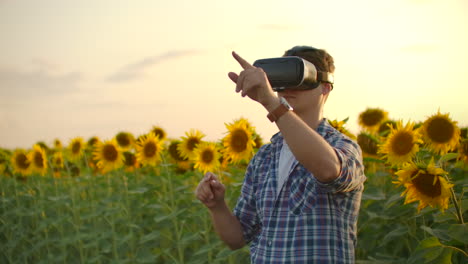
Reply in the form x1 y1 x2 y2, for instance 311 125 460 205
210 179 223 191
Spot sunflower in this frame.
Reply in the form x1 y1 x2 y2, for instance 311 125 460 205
136 133 164 166
93 139 124 173
378 120 397 137
151 126 167 141
420 110 461 155
192 142 221 174
378 121 422 166
358 108 388 132
35 142 49 153
168 140 187 162
11 149 31 176
68 137 86 161
328 118 356 140
222 119 256 164
29 144 48 175
394 159 454 212
178 129 205 160
457 138 468 164
357 132 380 157
87 136 101 149
52 151 64 169
115 132 135 150
460 127 467 139
123 151 139 172
253 132 264 149
53 138 63 149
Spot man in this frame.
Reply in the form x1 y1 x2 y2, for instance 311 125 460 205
196 46 366 263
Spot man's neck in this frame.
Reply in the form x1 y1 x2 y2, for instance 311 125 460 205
296 107 323 130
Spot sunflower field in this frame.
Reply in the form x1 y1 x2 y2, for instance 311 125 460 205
0 110 467 263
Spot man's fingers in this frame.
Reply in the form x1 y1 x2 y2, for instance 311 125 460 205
228 72 238 83
232 51 254 70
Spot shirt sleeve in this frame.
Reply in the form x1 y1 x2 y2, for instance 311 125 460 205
316 136 366 193
232 150 262 244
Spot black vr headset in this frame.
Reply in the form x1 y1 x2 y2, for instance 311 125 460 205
253 57 334 92
252 46 334 92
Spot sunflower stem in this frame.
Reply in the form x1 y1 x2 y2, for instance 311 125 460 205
449 184 464 224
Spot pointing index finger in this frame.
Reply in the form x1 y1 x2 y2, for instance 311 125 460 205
232 51 254 69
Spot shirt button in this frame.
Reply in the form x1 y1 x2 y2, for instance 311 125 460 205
267 240 272 247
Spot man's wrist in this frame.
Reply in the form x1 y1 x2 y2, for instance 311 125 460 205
262 96 281 112
208 200 229 214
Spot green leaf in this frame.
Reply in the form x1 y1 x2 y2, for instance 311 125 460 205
381 225 408 246
447 224 468 244
362 187 386 201
128 187 149 194
139 230 161 244
153 208 187 223
420 226 451 242
438 153 459 163
417 236 442 249
410 237 454 264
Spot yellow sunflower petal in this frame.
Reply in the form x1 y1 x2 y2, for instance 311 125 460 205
378 120 422 166
421 110 460 154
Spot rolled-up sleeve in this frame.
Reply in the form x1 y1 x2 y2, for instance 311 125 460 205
316 137 366 193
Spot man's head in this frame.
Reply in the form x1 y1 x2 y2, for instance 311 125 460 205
283 46 335 74
279 46 335 113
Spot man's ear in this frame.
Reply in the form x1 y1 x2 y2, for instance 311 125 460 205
322 83 332 95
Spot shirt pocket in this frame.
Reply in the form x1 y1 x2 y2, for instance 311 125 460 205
288 171 318 215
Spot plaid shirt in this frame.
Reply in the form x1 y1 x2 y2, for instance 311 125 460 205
233 119 366 264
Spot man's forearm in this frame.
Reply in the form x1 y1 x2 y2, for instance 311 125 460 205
208 202 246 250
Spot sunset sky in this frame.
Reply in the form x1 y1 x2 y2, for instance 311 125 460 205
1 0 467 149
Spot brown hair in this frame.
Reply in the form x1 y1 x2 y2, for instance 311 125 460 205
283 46 335 73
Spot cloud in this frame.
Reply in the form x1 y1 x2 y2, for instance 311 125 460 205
0 67 83 100
106 49 201 83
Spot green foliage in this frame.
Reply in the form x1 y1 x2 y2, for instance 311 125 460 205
0 160 466 263
357 163 467 263
0 166 250 263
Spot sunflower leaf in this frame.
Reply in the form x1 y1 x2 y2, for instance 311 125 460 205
420 225 451 241
447 224 468 244
408 236 453 264
438 153 459 164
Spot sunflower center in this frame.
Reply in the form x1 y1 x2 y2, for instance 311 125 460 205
411 172 441 198
55 157 63 166
153 129 165 139
124 152 136 166
169 142 185 161
427 117 454 143
72 142 82 154
187 138 200 151
391 132 414 155
88 138 99 146
34 152 44 168
362 110 385 127
116 134 131 147
103 144 118 161
231 129 248 153
144 142 157 158
201 149 214 163
16 154 30 169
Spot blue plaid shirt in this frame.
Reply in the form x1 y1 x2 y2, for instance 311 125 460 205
233 119 366 264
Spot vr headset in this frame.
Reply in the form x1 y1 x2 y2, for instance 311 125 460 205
253 56 334 92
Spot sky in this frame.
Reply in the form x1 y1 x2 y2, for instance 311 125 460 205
1 0 467 149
